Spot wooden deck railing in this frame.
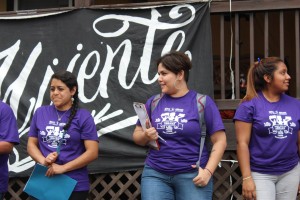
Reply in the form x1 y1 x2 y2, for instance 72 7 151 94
210 0 300 100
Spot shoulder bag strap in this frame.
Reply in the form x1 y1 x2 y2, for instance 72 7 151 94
195 93 206 168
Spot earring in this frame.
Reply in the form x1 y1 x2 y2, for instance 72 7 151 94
173 79 182 90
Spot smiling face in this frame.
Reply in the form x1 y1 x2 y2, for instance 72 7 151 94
265 62 291 93
157 63 182 95
50 78 76 111
157 63 175 95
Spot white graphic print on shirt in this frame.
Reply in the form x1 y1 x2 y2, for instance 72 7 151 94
155 108 187 134
265 111 294 139
40 122 70 148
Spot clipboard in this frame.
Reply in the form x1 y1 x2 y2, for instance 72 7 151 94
24 163 77 200
133 102 160 150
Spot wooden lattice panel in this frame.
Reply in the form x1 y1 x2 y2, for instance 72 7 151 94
4 152 300 200
214 151 242 200
89 170 142 200
5 177 30 200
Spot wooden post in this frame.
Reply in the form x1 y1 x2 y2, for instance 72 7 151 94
74 0 94 8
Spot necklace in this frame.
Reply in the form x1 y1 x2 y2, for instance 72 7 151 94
55 108 70 122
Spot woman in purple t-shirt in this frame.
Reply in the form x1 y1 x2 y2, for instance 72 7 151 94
27 70 99 200
133 51 227 200
0 101 19 200
234 57 300 200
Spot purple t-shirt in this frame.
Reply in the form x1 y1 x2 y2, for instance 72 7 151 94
0 101 19 193
233 92 300 174
28 105 98 191
138 90 225 175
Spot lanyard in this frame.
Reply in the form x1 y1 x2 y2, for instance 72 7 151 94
56 129 67 155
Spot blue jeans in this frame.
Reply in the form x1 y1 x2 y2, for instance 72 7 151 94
141 165 213 200
0 192 4 200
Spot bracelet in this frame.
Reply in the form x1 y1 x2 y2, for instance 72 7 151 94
205 168 213 176
242 176 252 181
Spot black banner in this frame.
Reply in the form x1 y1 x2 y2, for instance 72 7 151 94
0 2 213 176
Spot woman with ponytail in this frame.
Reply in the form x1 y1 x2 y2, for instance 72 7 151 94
27 70 98 200
234 57 300 200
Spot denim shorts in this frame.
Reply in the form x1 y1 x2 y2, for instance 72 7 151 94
141 164 213 200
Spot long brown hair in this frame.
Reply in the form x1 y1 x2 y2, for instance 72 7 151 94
242 57 284 102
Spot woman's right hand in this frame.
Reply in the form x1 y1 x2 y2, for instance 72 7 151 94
242 178 256 200
45 152 58 166
144 119 158 141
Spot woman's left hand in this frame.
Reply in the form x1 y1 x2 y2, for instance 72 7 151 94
191 166 212 187
45 163 66 177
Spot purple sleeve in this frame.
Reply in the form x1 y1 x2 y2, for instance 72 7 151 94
80 110 99 141
28 108 39 137
204 96 225 135
233 102 253 123
0 102 19 144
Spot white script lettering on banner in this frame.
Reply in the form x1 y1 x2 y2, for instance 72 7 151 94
0 3 212 174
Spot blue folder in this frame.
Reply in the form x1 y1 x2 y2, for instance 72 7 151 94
24 163 77 200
